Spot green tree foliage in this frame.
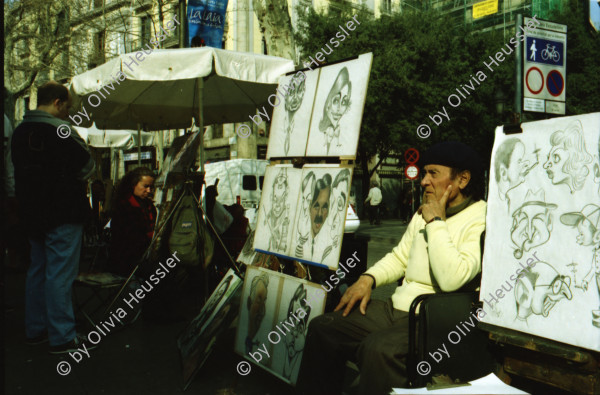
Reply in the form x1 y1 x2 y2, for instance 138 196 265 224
295 6 510 174
550 0 600 115
295 2 598 181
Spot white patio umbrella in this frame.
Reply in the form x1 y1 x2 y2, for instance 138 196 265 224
74 124 155 149
68 47 294 170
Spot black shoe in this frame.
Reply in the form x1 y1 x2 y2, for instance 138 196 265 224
25 333 48 346
49 334 98 355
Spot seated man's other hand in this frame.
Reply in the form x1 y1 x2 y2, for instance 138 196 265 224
334 275 373 317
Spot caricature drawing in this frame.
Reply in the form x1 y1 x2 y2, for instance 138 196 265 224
283 78 306 155
179 275 233 357
543 120 593 193
282 284 312 380
322 169 351 261
318 67 351 154
594 134 600 197
515 261 572 322
560 204 600 328
263 168 291 253
494 138 538 206
245 273 269 354
294 173 332 262
295 171 316 258
510 189 557 259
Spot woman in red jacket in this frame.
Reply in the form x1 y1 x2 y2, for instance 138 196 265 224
107 167 157 277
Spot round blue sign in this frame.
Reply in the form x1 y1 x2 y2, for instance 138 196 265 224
546 70 564 97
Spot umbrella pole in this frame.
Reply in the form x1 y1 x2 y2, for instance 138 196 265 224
198 78 204 173
137 124 142 166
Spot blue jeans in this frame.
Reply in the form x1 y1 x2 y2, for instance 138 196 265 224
26 223 83 345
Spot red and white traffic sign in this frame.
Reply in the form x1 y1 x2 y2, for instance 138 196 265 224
523 17 567 114
405 165 419 180
404 148 420 165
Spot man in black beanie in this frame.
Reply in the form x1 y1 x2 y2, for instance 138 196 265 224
296 141 486 395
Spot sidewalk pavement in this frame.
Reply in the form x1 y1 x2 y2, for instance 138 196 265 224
3 221 410 395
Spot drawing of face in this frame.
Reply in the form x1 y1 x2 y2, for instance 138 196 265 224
300 173 315 212
285 78 305 113
285 285 310 359
515 262 572 320
326 84 350 127
511 204 553 259
271 174 288 218
575 219 596 246
543 146 569 185
247 274 268 341
310 187 330 237
204 275 231 317
332 179 348 215
319 67 352 134
542 122 593 192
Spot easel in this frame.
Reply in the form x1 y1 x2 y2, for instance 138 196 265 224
481 121 600 394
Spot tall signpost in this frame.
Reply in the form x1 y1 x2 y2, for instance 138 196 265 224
523 17 567 115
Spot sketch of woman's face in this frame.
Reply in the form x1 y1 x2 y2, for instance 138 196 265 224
326 84 350 127
543 146 569 186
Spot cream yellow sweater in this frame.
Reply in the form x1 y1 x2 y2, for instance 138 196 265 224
365 200 486 312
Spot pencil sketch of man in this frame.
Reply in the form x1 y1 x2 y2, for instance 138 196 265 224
510 189 557 259
494 138 537 207
295 171 316 258
264 168 290 253
283 78 306 155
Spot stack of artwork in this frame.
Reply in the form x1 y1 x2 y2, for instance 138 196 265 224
252 164 353 270
178 269 243 390
480 112 600 352
234 266 326 385
266 53 372 159
229 53 372 388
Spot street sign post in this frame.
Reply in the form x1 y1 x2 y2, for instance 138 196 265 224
523 17 567 115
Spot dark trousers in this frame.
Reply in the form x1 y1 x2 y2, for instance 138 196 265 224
296 299 410 395
368 204 380 224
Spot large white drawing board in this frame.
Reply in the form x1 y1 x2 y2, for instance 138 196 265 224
253 165 303 256
253 164 353 270
265 52 373 159
480 112 600 352
266 69 319 158
306 53 372 158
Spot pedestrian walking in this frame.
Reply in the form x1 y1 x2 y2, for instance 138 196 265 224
12 81 96 354
364 180 382 225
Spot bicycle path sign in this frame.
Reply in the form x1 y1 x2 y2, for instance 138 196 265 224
523 17 567 115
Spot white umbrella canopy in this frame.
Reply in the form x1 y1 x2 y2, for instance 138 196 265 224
68 47 295 131
74 124 155 149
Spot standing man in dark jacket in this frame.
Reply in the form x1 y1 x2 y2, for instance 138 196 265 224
12 81 95 353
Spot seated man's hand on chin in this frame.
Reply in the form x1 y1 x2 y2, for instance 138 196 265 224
334 275 374 317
